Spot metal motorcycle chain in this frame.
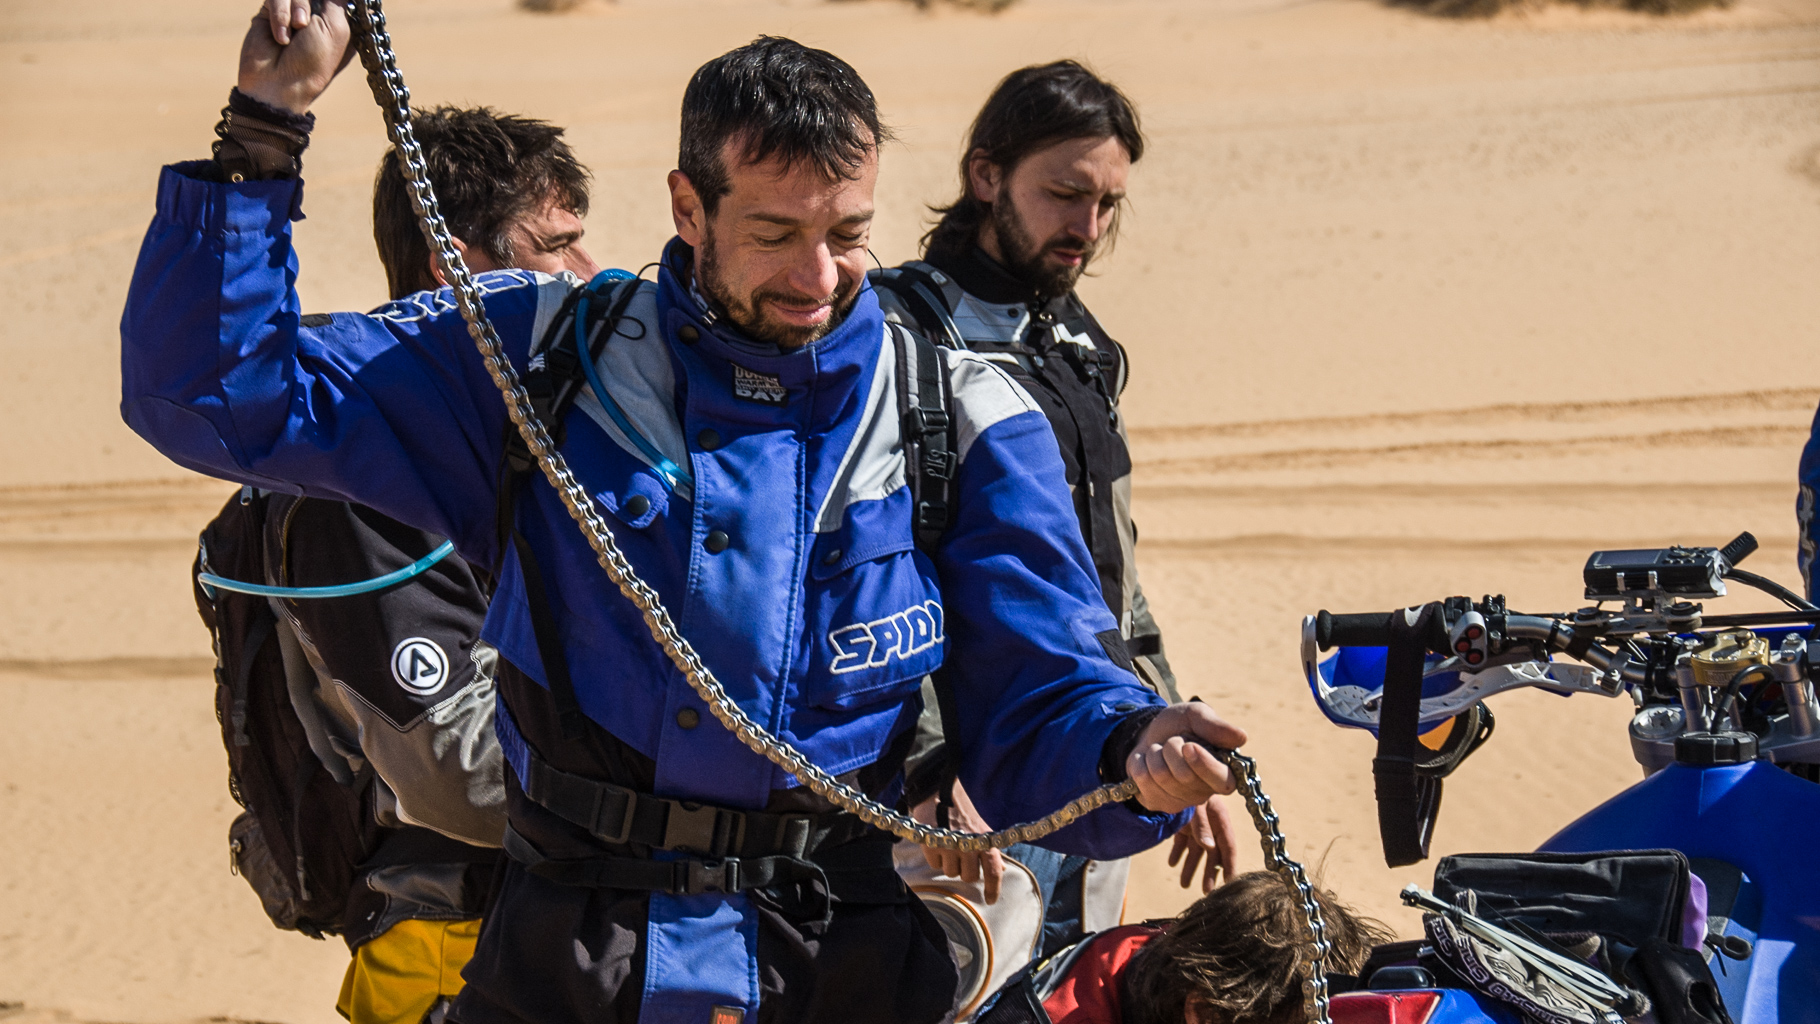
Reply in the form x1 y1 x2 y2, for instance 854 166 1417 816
342 3 1330 1017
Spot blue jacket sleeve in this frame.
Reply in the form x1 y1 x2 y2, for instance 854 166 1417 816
936 408 1189 858
120 164 555 568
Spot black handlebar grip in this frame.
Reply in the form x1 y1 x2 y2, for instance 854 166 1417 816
1719 531 1758 569
1316 610 1395 649
1315 608 1449 651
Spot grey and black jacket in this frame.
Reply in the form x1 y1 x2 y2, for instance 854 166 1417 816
875 245 1177 700
261 495 506 940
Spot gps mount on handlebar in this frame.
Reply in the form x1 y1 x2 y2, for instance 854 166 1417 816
1304 532 1820 866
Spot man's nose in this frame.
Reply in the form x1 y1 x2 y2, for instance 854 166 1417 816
567 244 603 281
1070 201 1103 244
787 243 841 301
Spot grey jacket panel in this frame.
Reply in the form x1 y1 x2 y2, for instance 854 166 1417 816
314 642 508 848
272 592 507 848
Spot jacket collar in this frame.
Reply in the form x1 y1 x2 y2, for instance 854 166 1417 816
924 242 1075 313
656 237 882 432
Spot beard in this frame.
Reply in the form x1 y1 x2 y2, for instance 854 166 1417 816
990 197 1097 300
697 232 861 350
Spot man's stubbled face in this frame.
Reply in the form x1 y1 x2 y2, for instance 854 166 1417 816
672 139 878 350
697 221 864 349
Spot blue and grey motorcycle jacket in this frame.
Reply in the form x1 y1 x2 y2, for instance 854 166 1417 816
122 162 1192 1021
121 163 1186 843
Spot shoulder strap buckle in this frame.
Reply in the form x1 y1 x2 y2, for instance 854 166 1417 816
903 406 950 436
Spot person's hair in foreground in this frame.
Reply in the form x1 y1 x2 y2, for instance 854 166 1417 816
1124 871 1392 1024
373 105 591 299
677 34 890 220
923 59 1144 259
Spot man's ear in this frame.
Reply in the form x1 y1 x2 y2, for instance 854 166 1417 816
669 170 707 247
966 149 1003 205
429 236 473 289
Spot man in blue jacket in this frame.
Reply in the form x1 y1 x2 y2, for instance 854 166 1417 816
121 4 1248 1022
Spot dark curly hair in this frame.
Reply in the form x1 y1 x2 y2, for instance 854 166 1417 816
923 60 1144 260
1123 872 1392 1024
373 106 591 299
678 36 891 219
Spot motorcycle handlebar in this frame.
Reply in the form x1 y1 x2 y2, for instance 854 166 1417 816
1314 608 1649 685
1313 609 1447 651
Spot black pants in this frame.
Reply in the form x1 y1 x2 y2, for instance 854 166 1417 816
460 664 955 1022
449 847 958 1023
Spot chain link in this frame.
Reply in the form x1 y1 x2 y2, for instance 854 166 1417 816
341 4 1329 1018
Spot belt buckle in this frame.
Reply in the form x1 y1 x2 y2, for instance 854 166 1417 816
680 857 741 895
590 787 636 846
663 801 723 855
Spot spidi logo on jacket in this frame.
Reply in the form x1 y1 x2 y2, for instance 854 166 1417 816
828 600 944 674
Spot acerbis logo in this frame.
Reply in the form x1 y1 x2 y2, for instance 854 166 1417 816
828 601 944 674
391 637 450 696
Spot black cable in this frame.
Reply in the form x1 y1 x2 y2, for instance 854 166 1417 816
1715 663 1777 722
1723 568 1818 613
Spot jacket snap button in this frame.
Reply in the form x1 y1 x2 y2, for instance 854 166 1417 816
697 428 722 451
1114 702 1140 713
704 529 730 553
822 547 843 566
676 707 700 729
622 494 651 518
678 324 700 344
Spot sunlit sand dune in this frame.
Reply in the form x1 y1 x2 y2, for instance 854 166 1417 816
2 0 1817 1018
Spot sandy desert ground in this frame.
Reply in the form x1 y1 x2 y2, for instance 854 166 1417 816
3 0 1819 1019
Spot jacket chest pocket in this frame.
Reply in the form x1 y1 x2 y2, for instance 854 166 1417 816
799 522 944 711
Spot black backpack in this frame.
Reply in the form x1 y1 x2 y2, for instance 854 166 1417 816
193 487 380 940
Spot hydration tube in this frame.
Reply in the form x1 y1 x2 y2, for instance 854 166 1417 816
572 270 693 493
198 539 455 600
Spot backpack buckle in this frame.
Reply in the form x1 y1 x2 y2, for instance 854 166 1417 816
544 342 582 382
904 407 949 436
677 857 742 895
916 498 950 530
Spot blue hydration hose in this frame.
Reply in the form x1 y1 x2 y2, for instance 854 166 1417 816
574 270 693 493
197 539 455 600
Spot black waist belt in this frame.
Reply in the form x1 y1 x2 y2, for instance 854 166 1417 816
503 823 905 927
503 824 829 896
518 752 877 860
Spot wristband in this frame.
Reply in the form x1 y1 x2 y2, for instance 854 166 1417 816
212 88 316 181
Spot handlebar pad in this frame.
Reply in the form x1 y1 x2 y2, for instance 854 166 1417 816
1315 609 1448 651
1719 531 1758 569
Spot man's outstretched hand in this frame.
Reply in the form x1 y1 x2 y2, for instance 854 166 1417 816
911 781 1005 905
1127 701 1247 815
1168 796 1241 894
241 0 355 115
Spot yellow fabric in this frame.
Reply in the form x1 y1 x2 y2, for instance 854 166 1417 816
337 917 482 1024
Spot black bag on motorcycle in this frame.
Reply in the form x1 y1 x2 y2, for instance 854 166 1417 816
1425 849 1733 1024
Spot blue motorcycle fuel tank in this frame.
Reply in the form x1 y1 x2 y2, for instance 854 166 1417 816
1543 760 1820 1024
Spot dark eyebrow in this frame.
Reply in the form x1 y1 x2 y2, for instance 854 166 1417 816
1053 177 1123 202
745 211 874 228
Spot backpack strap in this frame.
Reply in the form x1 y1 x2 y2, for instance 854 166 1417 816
870 263 967 352
890 321 968 825
496 275 642 741
892 323 957 552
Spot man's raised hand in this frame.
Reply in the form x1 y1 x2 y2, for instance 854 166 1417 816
241 0 354 115
1126 701 1248 815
